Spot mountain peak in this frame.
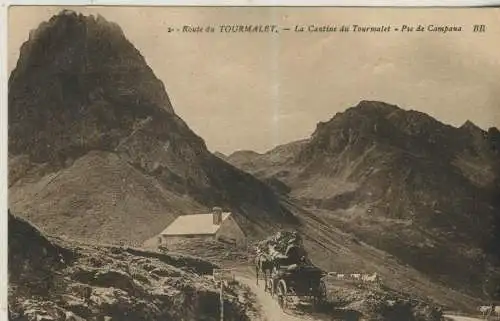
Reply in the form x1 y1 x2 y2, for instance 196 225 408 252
42 9 120 31
21 13 124 73
355 100 401 112
321 100 402 127
9 10 178 163
460 120 485 133
312 100 401 135
304 100 478 163
9 11 294 242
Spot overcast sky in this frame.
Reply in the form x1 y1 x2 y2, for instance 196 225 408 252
8 6 500 154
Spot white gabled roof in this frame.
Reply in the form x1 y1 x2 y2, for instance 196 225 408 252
160 212 231 236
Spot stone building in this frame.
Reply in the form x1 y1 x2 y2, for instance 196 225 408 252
159 207 246 247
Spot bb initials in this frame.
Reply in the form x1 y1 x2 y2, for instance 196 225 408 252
473 24 486 32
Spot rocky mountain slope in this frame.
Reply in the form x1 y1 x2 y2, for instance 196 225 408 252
226 100 500 299
10 209 448 321
8 10 296 244
8 210 260 321
9 9 499 315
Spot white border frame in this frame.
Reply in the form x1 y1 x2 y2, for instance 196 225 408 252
1 0 6 318
1 0 500 5
1 1 499 319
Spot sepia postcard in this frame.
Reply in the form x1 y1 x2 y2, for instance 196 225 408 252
5 5 500 321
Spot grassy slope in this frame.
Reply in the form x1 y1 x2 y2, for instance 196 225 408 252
291 203 482 313
9 151 206 245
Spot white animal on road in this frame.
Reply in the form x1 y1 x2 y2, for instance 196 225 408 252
495 306 500 317
362 272 380 283
478 305 494 318
477 305 500 318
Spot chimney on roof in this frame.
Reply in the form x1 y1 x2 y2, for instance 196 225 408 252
212 207 223 225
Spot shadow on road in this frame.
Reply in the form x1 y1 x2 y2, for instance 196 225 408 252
297 302 361 321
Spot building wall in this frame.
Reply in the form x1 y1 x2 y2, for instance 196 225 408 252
161 234 215 247
159 215 246 247
216 216 246 246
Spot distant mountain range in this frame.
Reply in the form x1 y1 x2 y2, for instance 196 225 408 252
226 100 500 297
8 9 500 309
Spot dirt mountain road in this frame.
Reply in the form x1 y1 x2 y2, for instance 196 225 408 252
236 275 321 321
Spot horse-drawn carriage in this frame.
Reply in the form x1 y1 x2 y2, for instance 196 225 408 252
268 260 327 309
254 231 328 310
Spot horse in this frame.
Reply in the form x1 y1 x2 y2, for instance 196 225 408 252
255 252 274 290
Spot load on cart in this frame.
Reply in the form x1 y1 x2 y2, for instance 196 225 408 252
254 230 327 309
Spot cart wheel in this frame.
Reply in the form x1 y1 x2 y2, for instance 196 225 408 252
318 280 327 300
277 293 284 309
277 279 287 309
267 279 275 297
314 280 327 309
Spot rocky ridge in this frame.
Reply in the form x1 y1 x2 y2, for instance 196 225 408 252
226 100 500 299
8 210 260 321
8 10 296 245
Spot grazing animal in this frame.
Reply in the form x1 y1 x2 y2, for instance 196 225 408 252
494 306 500 318
362 273 380 283
479 305 491 317
351 273 361 280
336 274 345 280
